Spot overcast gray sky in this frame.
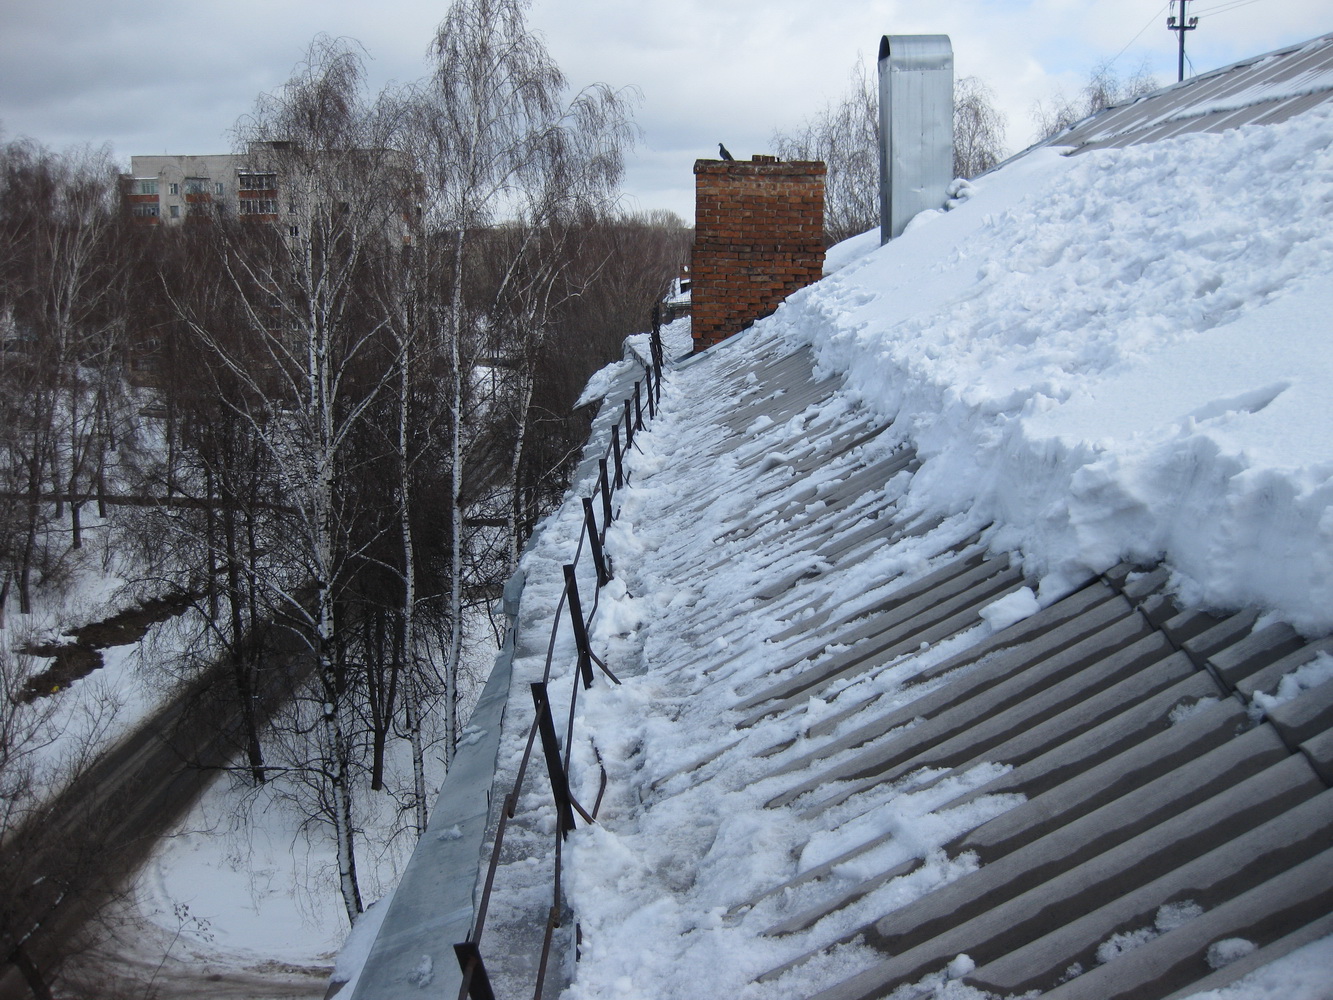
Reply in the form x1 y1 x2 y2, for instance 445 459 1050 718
1 0 1326 219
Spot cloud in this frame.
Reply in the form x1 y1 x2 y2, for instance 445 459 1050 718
0 0 1326 217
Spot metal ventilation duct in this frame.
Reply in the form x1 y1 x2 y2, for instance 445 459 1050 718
878 34 954 243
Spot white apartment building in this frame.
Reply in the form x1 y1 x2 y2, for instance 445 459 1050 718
126 153 281 225
126 148 418 244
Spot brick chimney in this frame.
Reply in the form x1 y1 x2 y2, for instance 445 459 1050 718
690 155 826 352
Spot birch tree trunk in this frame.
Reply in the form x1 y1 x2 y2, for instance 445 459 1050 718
396 325 430 834
443 226 467 770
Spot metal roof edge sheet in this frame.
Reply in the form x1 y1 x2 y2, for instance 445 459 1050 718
344 574 522 1000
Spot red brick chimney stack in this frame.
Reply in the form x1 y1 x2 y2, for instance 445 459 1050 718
690 155 826 352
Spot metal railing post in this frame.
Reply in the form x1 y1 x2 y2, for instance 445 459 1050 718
598 459 613 530
582 498 611 588
623 398 634 449
531 682 578 835
633 381 644 432
650 306 664 388
562 565 595 689
454 942 497 1000
611 426 623 490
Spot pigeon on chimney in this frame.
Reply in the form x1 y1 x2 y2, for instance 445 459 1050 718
718 143 735 161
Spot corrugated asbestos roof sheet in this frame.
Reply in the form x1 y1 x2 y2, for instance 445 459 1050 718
1046 32 1333 153
594 332 1333 999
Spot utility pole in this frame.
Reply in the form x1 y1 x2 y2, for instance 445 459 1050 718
1167 0 1199 83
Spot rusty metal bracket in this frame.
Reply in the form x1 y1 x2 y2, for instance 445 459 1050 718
454 942 497 1000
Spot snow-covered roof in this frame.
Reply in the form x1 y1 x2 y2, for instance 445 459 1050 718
338 36 1333 1000
548 329 1333 1000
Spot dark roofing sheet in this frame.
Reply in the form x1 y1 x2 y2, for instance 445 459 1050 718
595 337 1333 1000
1049 32 1333 154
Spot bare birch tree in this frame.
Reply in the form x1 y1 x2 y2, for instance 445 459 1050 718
954 76 1007 179
169 38 411 921
410 0 635 766
0 141 130 614
772 60 879 245
1031 60 1160 141
773 61 1008 243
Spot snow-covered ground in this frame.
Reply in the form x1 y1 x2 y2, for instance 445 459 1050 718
97 656 486 996
1 528 341 993
2 515 478 994
476 99 1333 999
2 530 167 803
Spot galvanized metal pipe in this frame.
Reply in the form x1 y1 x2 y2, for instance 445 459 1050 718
878 34 954 243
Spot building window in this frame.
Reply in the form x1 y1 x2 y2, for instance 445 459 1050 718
238 172 277 192
169 205 180 219
289 225 300 238
240 198 278 215
184 177 209 195
132 203 159 217
134 178 157 196
169 182 179 195
215 182 225 196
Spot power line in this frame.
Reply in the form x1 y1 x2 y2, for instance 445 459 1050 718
1167 0 1200 81
1108 2 1171 67
1191 0 1264 16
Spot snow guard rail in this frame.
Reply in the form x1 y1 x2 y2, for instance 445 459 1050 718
454 322 667 1000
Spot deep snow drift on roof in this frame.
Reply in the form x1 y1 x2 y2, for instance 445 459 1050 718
774 100 1333 634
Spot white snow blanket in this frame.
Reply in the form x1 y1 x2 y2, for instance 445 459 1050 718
782 102 1333 634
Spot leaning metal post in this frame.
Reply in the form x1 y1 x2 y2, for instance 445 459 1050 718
582 498 611 587
598 459 613 532
562 565 596 689
453 943 497 1000
531 682 579 836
